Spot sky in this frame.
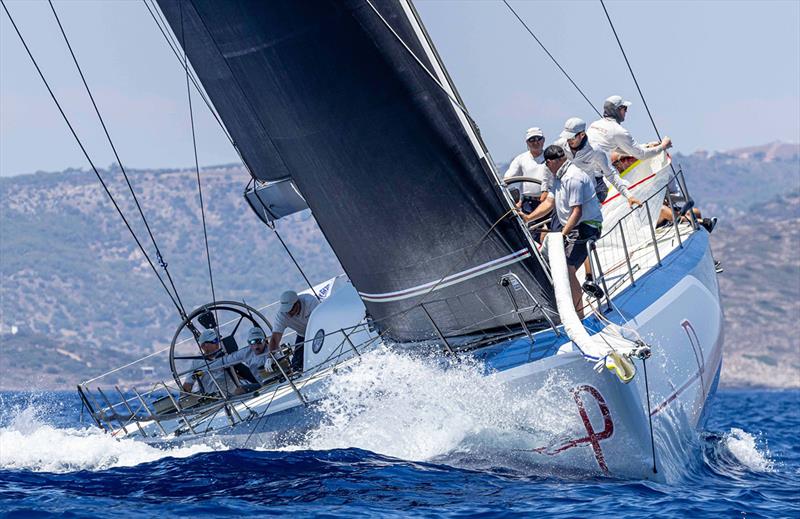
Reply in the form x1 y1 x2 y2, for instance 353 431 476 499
1 0 798 177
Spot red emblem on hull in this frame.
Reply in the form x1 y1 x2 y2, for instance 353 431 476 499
530 385 614 474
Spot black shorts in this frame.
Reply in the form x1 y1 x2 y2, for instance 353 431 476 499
564 223 602 268
291 335 305 372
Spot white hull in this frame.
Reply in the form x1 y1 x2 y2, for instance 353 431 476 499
127 225 721 481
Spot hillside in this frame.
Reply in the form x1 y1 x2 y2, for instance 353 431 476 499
0 143 798 389
0 165 342 388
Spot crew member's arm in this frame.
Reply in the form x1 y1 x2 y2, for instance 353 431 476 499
504 157 524 207
268 331 283 353
503 155 522 180
616 127 671 160
523 193 554 222
539 167 555 199
562 205 582 236
218 348 247 369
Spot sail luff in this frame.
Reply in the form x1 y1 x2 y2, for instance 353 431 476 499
398 0 552 282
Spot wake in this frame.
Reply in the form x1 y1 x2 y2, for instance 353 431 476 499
0 399 225 473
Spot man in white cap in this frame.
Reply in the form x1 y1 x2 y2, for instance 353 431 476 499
268 290 320 372
590 96 719 245
587 95 672 165
552 117 641 208
503 127 549 214
181 328 238 396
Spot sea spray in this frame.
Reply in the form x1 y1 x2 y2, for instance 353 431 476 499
294 346 583 465
723 428 773 472
0 399 225 473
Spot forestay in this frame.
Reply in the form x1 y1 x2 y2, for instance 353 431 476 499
156 0 556 341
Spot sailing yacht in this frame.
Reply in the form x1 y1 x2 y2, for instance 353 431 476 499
73 0 723 480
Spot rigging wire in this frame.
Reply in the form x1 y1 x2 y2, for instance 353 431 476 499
363 0 483 133
169 2 234 405
365 0 551 284
599 0 663 141
47 0 187 320
642 357 658 474
140 0 240 155
0 0 186 318
502 0 601 118
245 178 321 300
272 226 320 300
173 0 227 399
178 1 219 314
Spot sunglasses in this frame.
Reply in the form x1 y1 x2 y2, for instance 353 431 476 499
527 136 544 143
248 338 264 345
203 337 220 345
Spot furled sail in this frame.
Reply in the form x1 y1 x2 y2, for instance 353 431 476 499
157 0 556 341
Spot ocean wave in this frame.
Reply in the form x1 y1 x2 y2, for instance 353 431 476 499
0 386 795 518
724 427 773 472
0 399 226 473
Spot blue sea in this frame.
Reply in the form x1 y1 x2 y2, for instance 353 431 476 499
0 388 797 518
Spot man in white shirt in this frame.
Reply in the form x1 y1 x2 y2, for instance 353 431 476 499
268 290 320 372
523 145 603 317
590 96 719 251
219 327 277 390
553 117 641 208
181 329 238 396
587 95 672 163
503 127 548 214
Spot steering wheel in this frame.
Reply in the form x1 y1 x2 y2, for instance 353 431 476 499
168 301 272 389
503 177 543 187
503 177 543 203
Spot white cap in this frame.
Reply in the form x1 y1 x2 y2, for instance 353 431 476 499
279 290 299 313
198 328 220 345
560 117 586 139
604 95 632 112
525 127 544 141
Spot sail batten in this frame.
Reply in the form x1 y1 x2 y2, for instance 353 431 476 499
157 0 557 340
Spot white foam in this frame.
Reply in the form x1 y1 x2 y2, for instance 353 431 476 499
294 346 579 463
724 427 773 473
0 403 225 473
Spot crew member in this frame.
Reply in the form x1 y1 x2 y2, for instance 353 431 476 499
181 328 237 396
553 117 641 208
523 145 603 318
268 290 320 372
503 127 548 214
219 327 279 393
586 95 672 163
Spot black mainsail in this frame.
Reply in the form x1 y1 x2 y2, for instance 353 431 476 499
157 0 556 341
